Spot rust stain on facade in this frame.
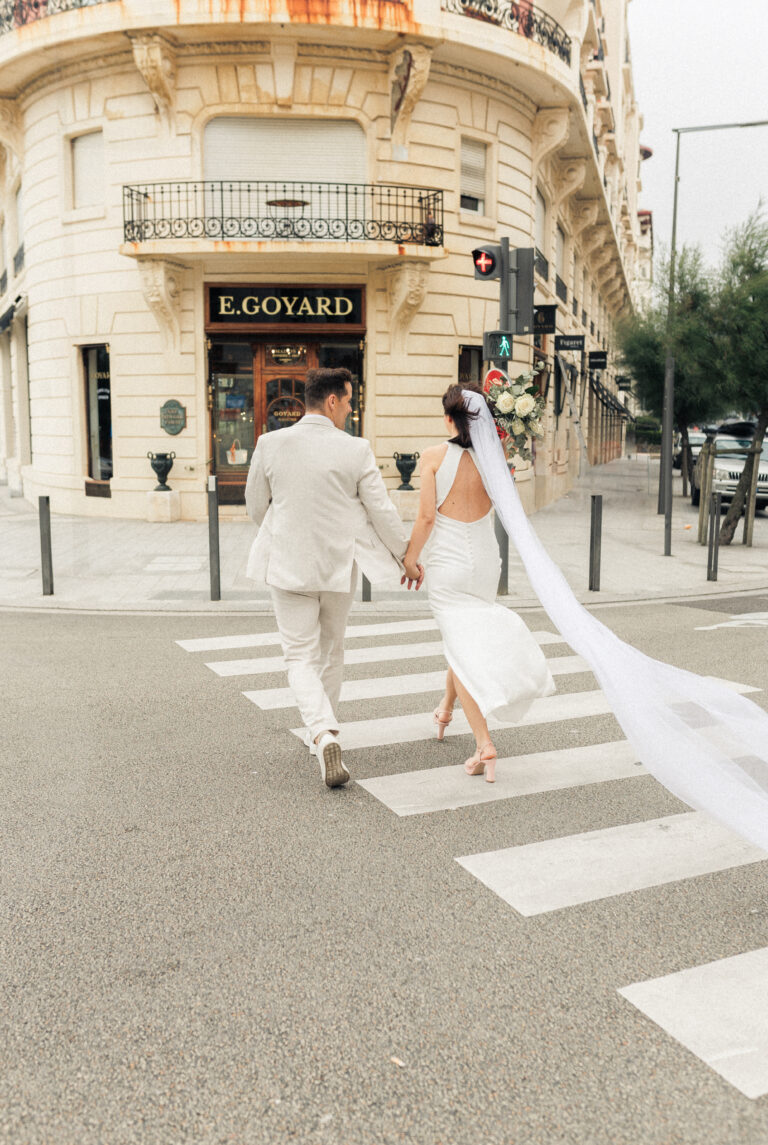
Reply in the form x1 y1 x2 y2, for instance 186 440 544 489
283 0 417 33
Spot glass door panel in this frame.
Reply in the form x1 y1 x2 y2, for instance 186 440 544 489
265 375 306 432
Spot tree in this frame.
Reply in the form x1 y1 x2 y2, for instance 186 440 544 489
713 212 768 544
616 247 731 493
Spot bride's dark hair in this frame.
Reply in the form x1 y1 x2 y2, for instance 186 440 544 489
442 382 490 448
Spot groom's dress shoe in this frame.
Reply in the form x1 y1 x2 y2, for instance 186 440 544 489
315 732 349 788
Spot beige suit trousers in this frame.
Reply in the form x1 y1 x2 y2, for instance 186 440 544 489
270 567 357 740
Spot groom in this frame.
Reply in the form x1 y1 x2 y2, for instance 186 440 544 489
245 367 423 787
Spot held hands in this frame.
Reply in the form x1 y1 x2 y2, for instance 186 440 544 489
401 560 425 591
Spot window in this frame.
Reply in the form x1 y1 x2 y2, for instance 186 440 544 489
458 345 483 383
555 225 565 279
460 138 487 214
203 118 367 184
535 188 547 252
72 132 104 209
83 345 112 481
13 186 23 274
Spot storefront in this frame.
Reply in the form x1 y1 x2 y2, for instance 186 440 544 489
206 284 365 503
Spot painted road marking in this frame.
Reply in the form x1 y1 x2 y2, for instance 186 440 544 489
456 811 768 917
358 739 643 816
619 946 768 1099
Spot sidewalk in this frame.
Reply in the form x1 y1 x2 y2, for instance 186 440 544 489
1 457 766 613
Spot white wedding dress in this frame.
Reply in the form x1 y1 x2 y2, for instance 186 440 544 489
425 441 556 721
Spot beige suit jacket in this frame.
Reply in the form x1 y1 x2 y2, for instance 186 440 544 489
244 415 409 592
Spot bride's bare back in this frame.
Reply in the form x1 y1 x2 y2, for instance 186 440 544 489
424 442 492 523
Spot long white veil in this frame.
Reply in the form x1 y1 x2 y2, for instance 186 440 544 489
463 389 768 851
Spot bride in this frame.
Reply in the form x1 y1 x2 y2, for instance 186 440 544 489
401 382 768 854
402 383 555 783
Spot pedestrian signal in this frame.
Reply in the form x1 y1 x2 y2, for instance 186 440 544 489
472 245 503 280
483 331 514 361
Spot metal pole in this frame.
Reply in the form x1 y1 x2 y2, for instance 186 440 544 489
499 236 511 339
362 574 372 602
38 495 53 596
207 475 221 602
661 129 681 554
495 513 509 596
743 441 760 547
707 492 721 581
589 494 602 592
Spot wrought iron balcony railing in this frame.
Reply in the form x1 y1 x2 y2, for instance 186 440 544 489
441 0 571 66
0 0 118 35
579 73 588 113
123 182 444 246
555 274 567 303
534 247 549 281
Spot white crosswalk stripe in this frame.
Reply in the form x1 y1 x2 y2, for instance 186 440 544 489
244 655 589 708
455 811 768 917
174 614 768 1095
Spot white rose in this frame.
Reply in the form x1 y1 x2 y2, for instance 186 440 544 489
510 418 526 436
515 393 536 417
495 391 516 414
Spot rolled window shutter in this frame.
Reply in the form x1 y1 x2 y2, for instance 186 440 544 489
460 138 486 201
203 118 367 183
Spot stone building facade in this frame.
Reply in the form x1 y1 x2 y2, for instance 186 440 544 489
0 0 650 520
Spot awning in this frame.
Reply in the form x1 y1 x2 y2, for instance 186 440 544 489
590 374 629 416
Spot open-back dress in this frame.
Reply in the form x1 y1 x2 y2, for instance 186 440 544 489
425 441 556 722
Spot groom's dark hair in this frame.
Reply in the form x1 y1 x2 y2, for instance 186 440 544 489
305 368 353 409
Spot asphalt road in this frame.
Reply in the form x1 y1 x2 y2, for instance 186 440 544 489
1 596 768 1145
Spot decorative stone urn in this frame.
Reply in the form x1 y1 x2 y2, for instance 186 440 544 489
393 451 420 491
147 451 176 491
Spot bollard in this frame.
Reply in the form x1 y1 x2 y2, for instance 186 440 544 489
494 513 509 596
707 491 721 581
207 475 221 602
38 496 54 596
589 494 602 592
362 574 372 602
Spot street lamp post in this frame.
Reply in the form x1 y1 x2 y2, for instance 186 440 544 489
661 118 768 557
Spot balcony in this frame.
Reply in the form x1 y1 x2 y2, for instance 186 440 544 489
0 0 118 35
441 0 571 66
534 248 549 281
122 182 444 251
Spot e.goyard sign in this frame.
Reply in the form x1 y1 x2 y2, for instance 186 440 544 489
208 286 363 326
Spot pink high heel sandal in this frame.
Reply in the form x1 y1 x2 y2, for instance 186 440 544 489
433 708 453 742
464 743 497 783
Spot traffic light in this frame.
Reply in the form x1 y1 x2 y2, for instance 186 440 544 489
510 247 535 335
483 331 514 361
472 245 503 280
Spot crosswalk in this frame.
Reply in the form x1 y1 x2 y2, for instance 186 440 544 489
176 613 768 1099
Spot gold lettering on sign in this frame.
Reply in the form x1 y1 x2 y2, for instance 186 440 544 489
315 297 332 316
262 296 281 316
242 296 260 316
218 296 235 315
282 296 298 316
296 297 314 317
335 296 353 316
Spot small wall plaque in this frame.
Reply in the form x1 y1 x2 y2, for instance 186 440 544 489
160 399 186 435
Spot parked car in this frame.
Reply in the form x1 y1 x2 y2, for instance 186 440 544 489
673 430 708 471
690 435 768 509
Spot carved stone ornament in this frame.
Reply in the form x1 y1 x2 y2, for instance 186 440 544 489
272 41 297 107
532 107 570 174
571 198 599 237
0 99 21 166
138 259 185 352
129 33 176 123
553 157 586 213
389 44 432 146
384 262 429 358
582 223 610 257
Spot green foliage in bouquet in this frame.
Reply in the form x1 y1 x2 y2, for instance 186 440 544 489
484 362 547 461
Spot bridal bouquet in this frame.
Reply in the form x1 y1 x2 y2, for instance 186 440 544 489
483 362 546 461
